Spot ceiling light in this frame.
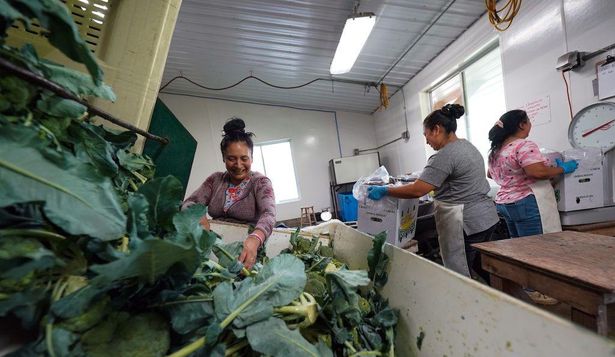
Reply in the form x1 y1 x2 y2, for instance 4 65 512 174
330 13 376 75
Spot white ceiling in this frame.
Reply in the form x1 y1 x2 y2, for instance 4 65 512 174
160 0 486 113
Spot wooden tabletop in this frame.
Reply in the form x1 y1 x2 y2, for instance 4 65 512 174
473 231 615 293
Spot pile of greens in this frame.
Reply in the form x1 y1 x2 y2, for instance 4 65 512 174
0 1 398 356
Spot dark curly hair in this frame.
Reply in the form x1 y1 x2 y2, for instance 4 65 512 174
220 117 255 156
488 109 528 163
423 104 465 133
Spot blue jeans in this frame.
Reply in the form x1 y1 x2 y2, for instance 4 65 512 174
496 195 543 238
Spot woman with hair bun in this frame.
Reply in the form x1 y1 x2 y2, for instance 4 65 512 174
368 104 499 281
182 117 276 269
487 109 577 304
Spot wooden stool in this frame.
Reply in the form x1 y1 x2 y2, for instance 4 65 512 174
300 206 317 227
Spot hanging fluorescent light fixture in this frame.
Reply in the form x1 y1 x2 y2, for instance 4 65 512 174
329 12 376 75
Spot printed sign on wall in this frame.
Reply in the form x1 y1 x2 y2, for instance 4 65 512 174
598 62 615 100
519 95 551 126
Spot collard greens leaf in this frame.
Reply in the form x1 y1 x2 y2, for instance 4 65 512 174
126 193 151 240
246 317 323 357
167 301 215 335
137 176 183 232
68 121 119 176
0 126 126 240
90 238 200 285
213 254 306 329
36 92 86 118
367 231 389 289
214 241 244 268
171 204 207 246
81 312 170 357
40 61 115 100
326 269 370 326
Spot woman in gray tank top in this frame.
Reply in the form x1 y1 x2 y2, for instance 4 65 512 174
368 104 499 282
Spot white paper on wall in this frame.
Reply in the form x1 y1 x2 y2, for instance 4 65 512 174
598 62 615 100
519 95 552 126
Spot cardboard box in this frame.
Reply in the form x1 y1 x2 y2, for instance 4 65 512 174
358 197 419 247
545 149 604 212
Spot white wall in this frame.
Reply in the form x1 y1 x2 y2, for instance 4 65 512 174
376 0 615 175
158 93 376 220
501 0 615 151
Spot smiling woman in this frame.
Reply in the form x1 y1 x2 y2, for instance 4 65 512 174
182 118 276 269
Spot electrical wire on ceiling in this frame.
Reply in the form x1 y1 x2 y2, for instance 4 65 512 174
485 0 522 31
159 74 396 109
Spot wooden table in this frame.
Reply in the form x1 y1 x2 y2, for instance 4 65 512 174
564 220 615 237
473 231 615 335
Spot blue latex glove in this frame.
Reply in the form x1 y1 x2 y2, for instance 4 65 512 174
555 158 578 174
367 186 388 200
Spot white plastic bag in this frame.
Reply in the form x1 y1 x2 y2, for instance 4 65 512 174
563 148 603 170
352 166 397 210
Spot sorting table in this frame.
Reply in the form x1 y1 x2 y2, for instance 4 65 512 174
473 231 615 335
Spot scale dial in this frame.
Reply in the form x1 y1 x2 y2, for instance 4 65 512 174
568 102 615 152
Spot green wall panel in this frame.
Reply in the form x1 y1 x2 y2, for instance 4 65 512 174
143 99 197 197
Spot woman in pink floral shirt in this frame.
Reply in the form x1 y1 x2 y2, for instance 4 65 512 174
487 110 579 305
487 109 577 238
182 118 276 269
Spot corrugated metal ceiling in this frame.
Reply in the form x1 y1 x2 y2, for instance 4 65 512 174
160 0 486 113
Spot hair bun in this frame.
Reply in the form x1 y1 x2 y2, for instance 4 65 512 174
223 117 246 135
441 104 465 119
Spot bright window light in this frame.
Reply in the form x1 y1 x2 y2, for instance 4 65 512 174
251 141 300 203
329 14 376 75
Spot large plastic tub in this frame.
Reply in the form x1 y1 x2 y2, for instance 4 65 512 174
337 192 358 221
212 220 615 357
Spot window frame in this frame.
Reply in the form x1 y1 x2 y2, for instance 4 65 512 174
428 40 500 129
252 138 301 204
426 41 504 157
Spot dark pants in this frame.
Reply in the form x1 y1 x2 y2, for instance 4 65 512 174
464 224 497 284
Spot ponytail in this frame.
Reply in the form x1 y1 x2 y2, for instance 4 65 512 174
488 109 529 163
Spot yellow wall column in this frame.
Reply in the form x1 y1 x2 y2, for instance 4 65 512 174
93 0 182 151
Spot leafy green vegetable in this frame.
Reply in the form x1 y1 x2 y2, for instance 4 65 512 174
59 295 109 332
0 125 126 240
246 317 330 357
81 312 170 357
0 2 400 356
166 301 215 335
137 176 183 232
89 238 200 285
213 254 306 329
367 231 389 289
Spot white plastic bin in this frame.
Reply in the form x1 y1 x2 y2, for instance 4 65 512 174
211 220 615 357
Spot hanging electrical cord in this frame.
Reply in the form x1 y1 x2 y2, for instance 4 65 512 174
160 74 398 110
486 0 522 31
561 71 574 121
379 83 389 109
159 74 326 92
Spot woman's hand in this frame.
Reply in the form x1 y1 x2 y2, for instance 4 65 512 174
199 216 211 230
239 235 261 270
367 186 388 200
556 159 579 174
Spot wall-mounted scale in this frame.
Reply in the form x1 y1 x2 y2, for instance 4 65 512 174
568 102 615 152
559 102 615 225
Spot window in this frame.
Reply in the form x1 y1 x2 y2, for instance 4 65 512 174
252 140 300 203
429 47 506 162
